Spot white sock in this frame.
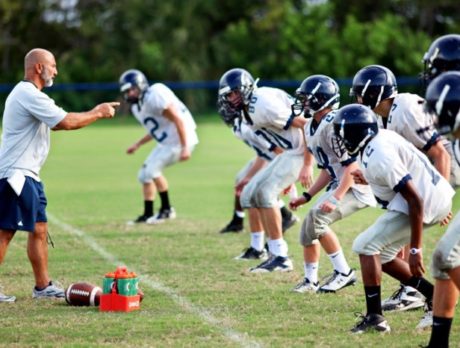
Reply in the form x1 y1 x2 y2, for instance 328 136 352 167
304 262 319 284
328 250 351 275
235 210 245 218
269 238 288 257
250 232 265 251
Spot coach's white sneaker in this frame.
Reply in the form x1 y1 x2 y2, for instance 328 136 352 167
32 281 65 299
146 208 176 224
0 292 16 303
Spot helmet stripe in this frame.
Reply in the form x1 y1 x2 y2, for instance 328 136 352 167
361 79 371 97
435 84 450 116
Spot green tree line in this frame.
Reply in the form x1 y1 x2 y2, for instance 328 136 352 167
0 0 458 113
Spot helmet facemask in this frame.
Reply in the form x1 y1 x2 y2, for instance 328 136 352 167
217 98 240 126
121 85 142 104
350 83 388 110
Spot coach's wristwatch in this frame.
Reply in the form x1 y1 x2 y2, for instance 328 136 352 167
409 247 421 255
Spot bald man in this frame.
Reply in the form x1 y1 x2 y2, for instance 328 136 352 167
0 48 119 302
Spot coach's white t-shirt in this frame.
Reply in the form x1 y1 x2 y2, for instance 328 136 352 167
361 129 454 224
131 83 198 147
0 81 67 181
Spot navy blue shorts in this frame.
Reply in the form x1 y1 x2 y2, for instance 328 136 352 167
0 177 47 232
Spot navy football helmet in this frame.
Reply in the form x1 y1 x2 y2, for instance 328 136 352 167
292 75 340 118
333 104 379 155
119 69 149 103
218 68 258 115
423 34 460 82
350 65 398 109
425 71 460 136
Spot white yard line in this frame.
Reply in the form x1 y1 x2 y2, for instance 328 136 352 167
48 214 263 348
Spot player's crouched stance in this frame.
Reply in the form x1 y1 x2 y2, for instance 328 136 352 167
119 69 198 225
289 75 376 294
333 104 454 334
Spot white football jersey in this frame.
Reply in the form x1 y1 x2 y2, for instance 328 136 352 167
304 111 375 206
360 129 455 224
131 83 198 147
233 118 275 161
0 81 66 180
245 87 304 155
384 93 439 151
383 92 460 185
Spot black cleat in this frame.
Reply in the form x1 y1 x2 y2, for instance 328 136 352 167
351 313 391 334
219 220 243 233
250 255 293 273
281 214 299 233
234 247 268 260
127 214 154 225
146 207 176 224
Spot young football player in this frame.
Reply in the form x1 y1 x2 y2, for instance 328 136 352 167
350 64 456 314
218 68 314 273
119 69 198 225
289 75 376 293
333 104 454 334
217 105 298 260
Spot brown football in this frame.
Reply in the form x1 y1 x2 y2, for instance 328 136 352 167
65 282 102 306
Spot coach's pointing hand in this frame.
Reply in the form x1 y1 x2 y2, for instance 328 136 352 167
94 102 120 118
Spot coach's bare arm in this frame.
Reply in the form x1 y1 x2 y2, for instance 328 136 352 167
52 102 120 131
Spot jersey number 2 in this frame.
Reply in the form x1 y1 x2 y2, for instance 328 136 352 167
144 117 167 142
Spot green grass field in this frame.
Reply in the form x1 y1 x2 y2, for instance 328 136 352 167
0 116 459 347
